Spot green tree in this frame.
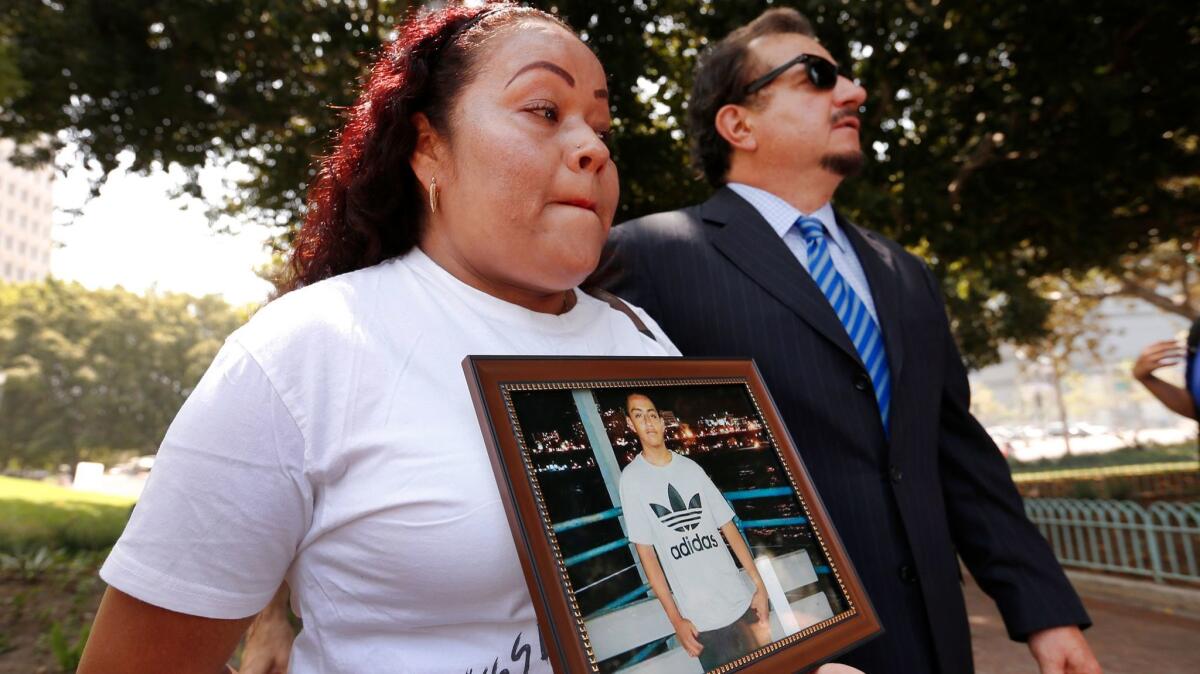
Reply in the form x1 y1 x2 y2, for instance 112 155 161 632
2 1 1197 365
0 280 245 468
0 0 411 217
0 22 26 104
1072 236 1200 322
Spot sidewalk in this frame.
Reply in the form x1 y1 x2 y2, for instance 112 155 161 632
966 574 1200 673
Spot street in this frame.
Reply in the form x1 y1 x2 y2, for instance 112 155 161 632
967 575 1200 673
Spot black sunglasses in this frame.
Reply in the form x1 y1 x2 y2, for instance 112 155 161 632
744 53 844 95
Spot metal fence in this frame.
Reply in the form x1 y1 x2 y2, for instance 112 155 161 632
553 486 813 617
1024 499 1200 584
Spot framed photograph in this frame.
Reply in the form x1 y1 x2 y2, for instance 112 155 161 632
463 357 880 674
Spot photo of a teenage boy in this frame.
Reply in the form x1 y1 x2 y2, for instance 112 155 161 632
618 392 771 671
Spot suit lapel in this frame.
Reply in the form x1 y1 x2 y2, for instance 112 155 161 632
703 188 862 366
839 215 906 384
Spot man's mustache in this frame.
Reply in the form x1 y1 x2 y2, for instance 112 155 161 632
831 109 860 125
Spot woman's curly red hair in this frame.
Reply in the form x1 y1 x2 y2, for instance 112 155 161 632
284 2 566 292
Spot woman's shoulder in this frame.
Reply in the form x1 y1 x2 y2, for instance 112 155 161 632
577 291 681 357
232 258 410 363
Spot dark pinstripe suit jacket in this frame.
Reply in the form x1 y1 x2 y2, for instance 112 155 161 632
590 187 1089 674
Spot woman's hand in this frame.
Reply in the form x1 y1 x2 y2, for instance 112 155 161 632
239 583 295 674
1133 340 1184 381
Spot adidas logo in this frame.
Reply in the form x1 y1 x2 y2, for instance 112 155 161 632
650 484 703 532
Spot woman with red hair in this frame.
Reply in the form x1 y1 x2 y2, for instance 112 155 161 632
80 3 677 672
78 4 868 672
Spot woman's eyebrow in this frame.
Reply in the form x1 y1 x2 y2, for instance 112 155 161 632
506 60 575 88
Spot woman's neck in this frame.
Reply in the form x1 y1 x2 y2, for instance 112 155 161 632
417 240 576 315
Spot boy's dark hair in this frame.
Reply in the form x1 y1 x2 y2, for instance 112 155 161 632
624 392 656 416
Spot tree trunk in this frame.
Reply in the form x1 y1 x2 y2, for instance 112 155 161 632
1051 360 1072 456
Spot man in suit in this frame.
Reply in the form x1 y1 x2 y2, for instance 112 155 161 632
591 8 1100 674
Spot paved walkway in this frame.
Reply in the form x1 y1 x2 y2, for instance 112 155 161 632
965 575 1200 673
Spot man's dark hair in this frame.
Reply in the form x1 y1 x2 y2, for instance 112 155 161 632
687 8 816 187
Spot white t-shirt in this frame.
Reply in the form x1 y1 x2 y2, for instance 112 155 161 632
100 248 680 674
618 452 754 632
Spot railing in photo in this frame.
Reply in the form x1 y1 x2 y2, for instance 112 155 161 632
553 486 812 615
551 486 823 672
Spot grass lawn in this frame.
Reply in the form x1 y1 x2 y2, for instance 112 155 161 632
0 476 134 552
1008 442 1198 474
0 477 134 670
0 478 257 672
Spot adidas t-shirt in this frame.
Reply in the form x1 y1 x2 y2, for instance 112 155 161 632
100 248 680 673
618 452 754 631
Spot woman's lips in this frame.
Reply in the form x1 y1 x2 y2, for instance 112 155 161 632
558 198 598 212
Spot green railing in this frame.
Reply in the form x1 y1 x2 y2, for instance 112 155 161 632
1024 499 1200 584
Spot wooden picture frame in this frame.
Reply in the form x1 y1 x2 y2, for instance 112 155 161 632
463 356 881 674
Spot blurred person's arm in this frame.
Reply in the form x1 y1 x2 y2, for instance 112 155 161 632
240 582 295 674
633 543 704 657
1133 340 1195 419
78 587 252 674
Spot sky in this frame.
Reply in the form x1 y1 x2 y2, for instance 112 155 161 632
50 151 276 307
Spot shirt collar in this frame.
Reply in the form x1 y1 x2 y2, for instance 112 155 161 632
726 183 847 252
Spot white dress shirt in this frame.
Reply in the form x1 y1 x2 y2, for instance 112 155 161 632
727 182 879 321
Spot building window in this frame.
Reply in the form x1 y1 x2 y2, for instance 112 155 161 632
4 235 11 250
3 261 10 276
18 241 26 254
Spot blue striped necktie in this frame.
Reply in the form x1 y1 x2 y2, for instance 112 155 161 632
796 217 891 430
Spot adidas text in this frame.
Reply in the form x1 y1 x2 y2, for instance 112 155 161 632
670 533 721 559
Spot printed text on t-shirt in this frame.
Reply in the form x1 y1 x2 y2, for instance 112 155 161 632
464 631 548 674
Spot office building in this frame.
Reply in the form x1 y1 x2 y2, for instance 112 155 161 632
0 138 54 283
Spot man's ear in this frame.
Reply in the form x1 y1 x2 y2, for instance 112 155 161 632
409 112 446 190
625 416 635 432
714 103 758 153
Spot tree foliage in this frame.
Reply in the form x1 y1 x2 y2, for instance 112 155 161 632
2 0 1197 365
0 0 411 222
0 22 26 104
1085 237 1200 321
0 280 246 468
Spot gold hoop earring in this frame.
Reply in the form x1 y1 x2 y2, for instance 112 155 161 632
429 177 440 214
